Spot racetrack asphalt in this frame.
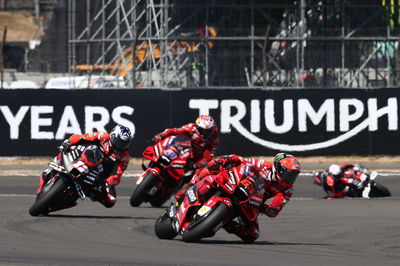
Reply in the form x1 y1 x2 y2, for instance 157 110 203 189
0 158 399 266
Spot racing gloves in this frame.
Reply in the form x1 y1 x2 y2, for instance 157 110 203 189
59 139 72 152
153 133 163 143
350 179 364 189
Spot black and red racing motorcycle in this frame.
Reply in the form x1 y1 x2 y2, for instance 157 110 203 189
312 168 391 198
29 144 108 216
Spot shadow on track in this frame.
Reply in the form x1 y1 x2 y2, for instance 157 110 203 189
45 214 154 220
197 239 332 246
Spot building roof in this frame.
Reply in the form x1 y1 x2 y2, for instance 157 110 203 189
0 12 43 44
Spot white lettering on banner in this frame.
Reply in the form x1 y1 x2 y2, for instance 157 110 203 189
264 99 293 133
31 106 54 139
189 98 398 151
189 99 218 115
339 99 364 132
298 99 335 132
220 100 246 133
0 105 135 140
55 106 82 139
251 100 260 133
85 106 110 132
0 106 29 139
368 98 398 131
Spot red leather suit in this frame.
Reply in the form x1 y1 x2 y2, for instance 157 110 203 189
155 122 219 164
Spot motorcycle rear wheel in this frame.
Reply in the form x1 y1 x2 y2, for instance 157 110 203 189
182 203 230 243
130 172 158 207
154 213 178 239
29 177 68 216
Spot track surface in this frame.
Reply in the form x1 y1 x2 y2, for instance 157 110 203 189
0 165 399 265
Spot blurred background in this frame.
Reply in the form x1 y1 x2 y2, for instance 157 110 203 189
1 0 400 89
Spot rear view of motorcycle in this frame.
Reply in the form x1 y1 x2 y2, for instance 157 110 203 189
130 134 193 207
29 144 107 216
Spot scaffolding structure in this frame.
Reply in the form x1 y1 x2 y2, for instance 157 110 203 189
67 0 400 88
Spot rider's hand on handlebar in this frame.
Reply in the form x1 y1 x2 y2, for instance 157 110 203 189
351 179 363 189
153 134 163 143
58 139 72 152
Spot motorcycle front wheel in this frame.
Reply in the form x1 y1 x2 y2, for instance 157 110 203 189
182 203 230 243
369 182 391 197
130 172 158 207
154 213 178 239
29 176 68 216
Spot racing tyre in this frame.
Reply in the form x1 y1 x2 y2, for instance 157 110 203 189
369 182 391 197
182 203 230 243
29 177 68 216
130 172 158 207
154 213 178 239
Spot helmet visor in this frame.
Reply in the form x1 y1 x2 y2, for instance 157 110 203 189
197 127 213 138
112 138 130 151
276 164 299 184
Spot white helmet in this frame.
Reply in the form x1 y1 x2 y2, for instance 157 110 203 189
328 164 341 176
195 115 216 138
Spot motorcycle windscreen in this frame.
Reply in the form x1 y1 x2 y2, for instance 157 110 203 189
82 145 105 167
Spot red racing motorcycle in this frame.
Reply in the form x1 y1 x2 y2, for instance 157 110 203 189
29 144 107 216
130 134 193 207
154 163 264 242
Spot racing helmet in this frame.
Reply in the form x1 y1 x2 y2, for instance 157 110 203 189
328 164 342 177
110 125 133 151
195 115 216 139
273 153 301 185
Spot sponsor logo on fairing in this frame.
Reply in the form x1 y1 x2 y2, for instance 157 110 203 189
171 164 185 168
197 206 211 216
186 188 197 203
228 171 236 185
189 97 398 151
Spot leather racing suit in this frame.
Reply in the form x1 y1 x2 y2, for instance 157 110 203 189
154 122 219 168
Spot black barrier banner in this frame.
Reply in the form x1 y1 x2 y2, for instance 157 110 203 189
0 88 399 156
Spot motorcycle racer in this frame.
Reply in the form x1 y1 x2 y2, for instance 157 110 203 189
152 115 219 169
313 163 371 198
175 153 301 243
38 125 133 208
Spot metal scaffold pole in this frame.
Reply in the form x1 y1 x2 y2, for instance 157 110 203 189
67 0 399 89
